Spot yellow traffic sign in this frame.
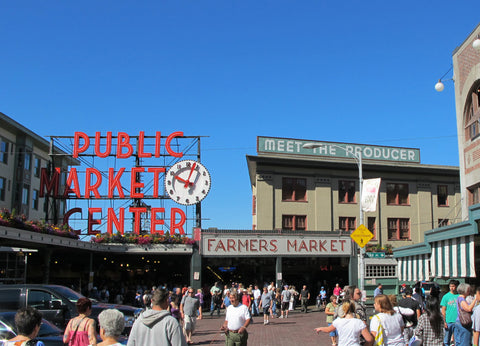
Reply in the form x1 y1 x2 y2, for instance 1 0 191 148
350 224 373 248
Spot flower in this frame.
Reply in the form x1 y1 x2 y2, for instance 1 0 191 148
0 208 79 240
89 232 196 246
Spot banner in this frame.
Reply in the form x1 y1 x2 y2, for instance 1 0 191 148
361 178 381 212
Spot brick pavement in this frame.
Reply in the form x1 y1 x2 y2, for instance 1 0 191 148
190 306 333 346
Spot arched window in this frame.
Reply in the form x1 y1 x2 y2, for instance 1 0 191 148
464 82 480 141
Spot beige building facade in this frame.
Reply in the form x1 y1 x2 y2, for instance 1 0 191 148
453 23 480 219
247 136 461 250
0 112 77 222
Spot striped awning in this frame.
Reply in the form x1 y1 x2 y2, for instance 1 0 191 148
431 235 475 278
397 254 430 282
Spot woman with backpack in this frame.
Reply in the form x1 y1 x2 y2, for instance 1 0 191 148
370 294 404 345
454 283 478 346
315 300 373 346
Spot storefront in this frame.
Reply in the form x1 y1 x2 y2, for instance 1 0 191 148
199 229 352 295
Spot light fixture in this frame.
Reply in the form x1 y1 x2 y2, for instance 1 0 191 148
473 36 480 53
435 66 454 92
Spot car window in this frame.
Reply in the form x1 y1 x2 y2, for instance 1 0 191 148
0 289 21 310
0 319 16 340
50 286 84 303
27 290 59 310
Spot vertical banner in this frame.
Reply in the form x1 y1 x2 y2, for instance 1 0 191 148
361 178 381 212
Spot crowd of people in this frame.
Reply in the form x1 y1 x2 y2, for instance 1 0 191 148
6 279 480 345
315 280 480 346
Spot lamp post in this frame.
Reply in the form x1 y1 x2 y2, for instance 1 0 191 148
302 142 365 292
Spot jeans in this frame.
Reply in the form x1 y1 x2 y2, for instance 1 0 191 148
454 321 472 346
252 299 260 316
301 298 308 313
444 322 456 346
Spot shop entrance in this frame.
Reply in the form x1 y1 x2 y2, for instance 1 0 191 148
202 256 349 298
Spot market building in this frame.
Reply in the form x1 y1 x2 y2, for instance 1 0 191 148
198 136 460 295
394 23 480 286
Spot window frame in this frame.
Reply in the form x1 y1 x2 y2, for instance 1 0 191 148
32 189 39 210
282 177 307 202
438 219 449 227
387 218 410 241
437 185 448 207
339 216 356 232
22 186 29 206
24 152 32 171
367 216 376 240
282 215 307 231
338 180 356 204
0 139 9 164
34 157 41 177
386 183 409 205
0 177 5 201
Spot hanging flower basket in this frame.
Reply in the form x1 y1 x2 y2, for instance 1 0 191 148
0 208 79 240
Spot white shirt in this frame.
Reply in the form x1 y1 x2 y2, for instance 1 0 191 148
370 312 404 346
253 289 261 300
225 303 250 330
332 317 366 346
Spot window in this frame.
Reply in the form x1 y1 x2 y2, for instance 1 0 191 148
0 177 5 201
365 265 397 278
437 185 448 206
32 190 39 210
387 183 409 205
282 178 306 201
387 218 410 240
0 289 21 310
464 84 480 140
22 187 29 205
367 217 376 239
468 185 480 206
0 140 8 164
438 219 449 227
282 215 306 230
27 290 58 310
338 180 356 203
34 157 41 177
252 195 256 215
24 152 32 171
339 217 356 232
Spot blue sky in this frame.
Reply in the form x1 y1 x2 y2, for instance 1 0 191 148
1 1 478 234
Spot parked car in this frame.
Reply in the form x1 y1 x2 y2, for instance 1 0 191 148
0 311 64 345
0 284 141 335
0 311 128 345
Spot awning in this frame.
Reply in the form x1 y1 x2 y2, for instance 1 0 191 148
397 254 430 282
431 235 475 278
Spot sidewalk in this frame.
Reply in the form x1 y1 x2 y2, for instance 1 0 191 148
190 306 332 346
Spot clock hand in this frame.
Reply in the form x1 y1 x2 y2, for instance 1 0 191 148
184 162 197 188
175 176 193 186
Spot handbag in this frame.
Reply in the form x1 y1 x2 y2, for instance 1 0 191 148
374 314 385 346
457 298 472 329
408 335 422 346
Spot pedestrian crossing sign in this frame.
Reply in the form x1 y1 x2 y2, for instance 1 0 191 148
350 224 373 248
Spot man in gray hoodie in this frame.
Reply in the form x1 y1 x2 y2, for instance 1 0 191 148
127 288 187 346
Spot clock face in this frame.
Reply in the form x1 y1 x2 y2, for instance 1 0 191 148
164 160 211 206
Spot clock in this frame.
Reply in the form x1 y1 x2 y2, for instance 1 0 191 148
164 160 211 206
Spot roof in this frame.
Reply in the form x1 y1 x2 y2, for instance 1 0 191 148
0 112 79 166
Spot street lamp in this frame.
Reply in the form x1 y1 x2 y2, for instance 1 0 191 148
302 142 365 292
